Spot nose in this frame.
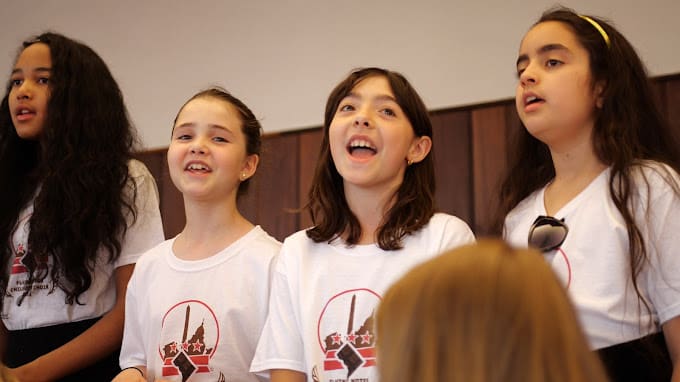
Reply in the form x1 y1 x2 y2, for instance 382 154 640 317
353 109 372 129
190 138 207 155
14 82 32 100
519 65 537 87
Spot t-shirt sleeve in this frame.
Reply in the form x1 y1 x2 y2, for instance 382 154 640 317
250 244 306 375
116 160 165 267
439 214 476 253
643 167 680 325
119 268 147 368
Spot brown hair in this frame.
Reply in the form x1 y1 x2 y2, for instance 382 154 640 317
172 86 262 197
306 67 435 250
376 239 608 382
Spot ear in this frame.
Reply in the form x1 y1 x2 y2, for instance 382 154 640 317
594 80 606 109
240 154 259 181
406 136 432 165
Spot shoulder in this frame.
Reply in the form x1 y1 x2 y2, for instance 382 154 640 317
124 159 160 205
418 212 475 246
504 189 541 227
131 239 173 272
626 161 680 203
246 226 282 257
631 161 680 187
127 158 153 178
427 212 471 232
276 228 322 264
282 228 316 247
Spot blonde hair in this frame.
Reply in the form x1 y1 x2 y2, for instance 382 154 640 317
376 239 608 382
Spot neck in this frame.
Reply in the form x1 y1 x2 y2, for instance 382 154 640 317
549 134 607 183
174 198 253 260
544 137 607 215
343 183 398 245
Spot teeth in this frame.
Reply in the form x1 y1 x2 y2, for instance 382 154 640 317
187 163 208 171
20 109 30 114
526 96 537 103
349 139 375 150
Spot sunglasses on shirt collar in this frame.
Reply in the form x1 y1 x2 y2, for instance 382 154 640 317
528 215 568 252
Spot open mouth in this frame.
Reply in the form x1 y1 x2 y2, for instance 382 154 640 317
15 108 36 120
525 95 544 106
347 139 377 158
185 163 211 173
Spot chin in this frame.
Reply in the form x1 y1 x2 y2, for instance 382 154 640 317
15 130 42 141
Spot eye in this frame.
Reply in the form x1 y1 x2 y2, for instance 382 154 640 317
381 108 396 117
10 78 23 87
338 103 355 112
516 67 526 78
175 134 191 141
546 59 562 68
212 136 228 143
37 77 50 85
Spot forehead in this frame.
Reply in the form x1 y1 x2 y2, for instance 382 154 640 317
519 21 582 53
15 43 52 68
349 75 395 97
175 97 242 128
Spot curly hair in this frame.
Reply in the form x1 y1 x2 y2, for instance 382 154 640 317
306 67 436 250
0 32 138 307
496 7 680 324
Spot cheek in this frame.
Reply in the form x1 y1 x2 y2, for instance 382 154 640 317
328 123 344 155
166 146 183 176
514 86 525 116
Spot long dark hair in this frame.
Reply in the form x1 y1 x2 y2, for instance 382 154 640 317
0 32 138 306
496 7 680 321
306 67 436 250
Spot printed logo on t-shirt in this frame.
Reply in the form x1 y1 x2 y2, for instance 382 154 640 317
159 300 223 381
314 288 379 382
6 243 49 297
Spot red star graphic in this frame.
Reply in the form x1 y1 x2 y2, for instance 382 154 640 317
169 342 177 353
360 332 373 344
191 340 204 352
346 333 357 344
332 333 343 345
182 342 190 352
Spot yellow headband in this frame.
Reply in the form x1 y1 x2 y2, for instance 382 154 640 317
579 15 611 48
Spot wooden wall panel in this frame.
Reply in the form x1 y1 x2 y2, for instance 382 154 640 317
134 149 184 239
661 75 680 143
297 128 324 229
159 153 185 239
135 73 680 241
253 133 301 241
430 110 473 227
471 105 510 235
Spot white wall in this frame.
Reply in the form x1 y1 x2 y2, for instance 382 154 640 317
2 0 678 149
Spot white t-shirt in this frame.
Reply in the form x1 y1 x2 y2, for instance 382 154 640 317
2 159 165 330
504 162 680 349
250 213 475 382
120 226 280 382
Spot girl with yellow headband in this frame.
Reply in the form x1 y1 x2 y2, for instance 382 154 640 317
497 6 680 381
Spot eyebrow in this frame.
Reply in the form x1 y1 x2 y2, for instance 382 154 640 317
516 43 570 67
345 91 397 103
173 122 234 134
11 67 52 75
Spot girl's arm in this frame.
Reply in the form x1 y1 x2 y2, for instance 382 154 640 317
111 365 147 382
271 369 306 382
663 316 680 382
0 320 6 361
12 264 134 382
